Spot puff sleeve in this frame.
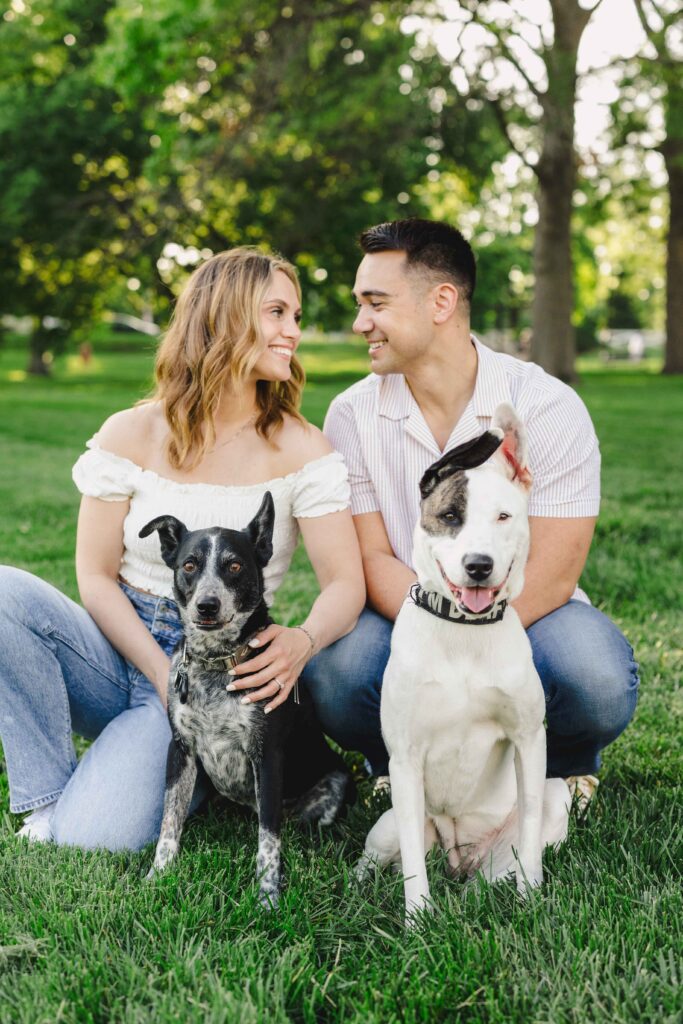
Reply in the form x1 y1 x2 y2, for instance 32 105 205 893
72 439 139 502
291 452 351 518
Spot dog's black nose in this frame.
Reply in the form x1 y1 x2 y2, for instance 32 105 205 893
462 554 494 582
196 597 220 618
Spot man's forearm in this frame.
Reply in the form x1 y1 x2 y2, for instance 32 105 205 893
512 516 595 629
363 552 417 622
512 564 577 629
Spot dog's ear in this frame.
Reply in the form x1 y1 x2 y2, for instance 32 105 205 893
245 491 275 568
491 403 532 488
419 430 504 499
139 516 189 568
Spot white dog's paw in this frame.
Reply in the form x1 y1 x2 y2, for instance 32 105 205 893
515 866 543 897
353 853 376 882
404 894 435 927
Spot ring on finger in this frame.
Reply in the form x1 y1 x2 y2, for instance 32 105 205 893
274 677 284 691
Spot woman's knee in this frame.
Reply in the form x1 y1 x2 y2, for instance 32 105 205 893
0 566 66 634
0 566 42 621
51 704 170 852
52 793 162 852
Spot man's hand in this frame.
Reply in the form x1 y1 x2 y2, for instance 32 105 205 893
225 624 313 713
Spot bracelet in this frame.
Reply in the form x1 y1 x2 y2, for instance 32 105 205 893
295 624 316 656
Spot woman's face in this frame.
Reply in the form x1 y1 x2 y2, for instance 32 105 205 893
252 270 302 383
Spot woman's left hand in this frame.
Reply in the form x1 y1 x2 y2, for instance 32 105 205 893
225 623 313 713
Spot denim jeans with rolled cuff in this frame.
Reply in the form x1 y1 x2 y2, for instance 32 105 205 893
0 565 206 851
301 599 639 778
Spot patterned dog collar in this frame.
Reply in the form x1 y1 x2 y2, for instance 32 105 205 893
409 583 507 625
173 635 260 704
192 642 254 671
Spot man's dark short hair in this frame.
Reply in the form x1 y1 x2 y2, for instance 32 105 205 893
359 218 476 304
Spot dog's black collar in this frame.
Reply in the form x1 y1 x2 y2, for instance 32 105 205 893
409 583 507 625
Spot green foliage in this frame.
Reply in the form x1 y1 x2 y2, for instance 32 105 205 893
0 1 149 366
0 0 672 372
96 0 491 328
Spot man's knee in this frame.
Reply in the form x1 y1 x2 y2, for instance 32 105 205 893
302 608 392 707
553 658 638 742
531 601 639 741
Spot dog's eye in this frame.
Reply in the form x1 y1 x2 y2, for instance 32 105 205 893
228 562 242 574
442 511 461 524
498 512 511 522
183 560 196 573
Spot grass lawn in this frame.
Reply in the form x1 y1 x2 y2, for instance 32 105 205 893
0 337 681 1023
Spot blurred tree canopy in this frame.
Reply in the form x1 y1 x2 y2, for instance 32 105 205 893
0 0 675 375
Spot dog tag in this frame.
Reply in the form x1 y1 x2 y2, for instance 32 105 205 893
175 665 189 704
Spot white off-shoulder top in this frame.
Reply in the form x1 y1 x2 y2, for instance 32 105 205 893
72 436 351 604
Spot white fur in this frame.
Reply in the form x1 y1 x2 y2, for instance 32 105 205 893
358 404 570 922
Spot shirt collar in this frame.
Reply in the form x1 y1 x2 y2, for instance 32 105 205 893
468 335 512 418
377 336 513 454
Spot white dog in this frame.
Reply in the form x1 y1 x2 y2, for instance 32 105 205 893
356 403 570 920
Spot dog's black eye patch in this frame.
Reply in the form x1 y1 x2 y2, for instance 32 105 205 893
420 431 503 499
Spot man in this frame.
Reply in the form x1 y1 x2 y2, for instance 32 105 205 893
301 218 638 805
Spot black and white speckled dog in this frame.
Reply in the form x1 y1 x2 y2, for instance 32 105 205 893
140 493 353 907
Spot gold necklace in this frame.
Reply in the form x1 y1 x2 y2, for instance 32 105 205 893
209 413 257 453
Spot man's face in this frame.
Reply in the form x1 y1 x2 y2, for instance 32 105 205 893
352 251 435 375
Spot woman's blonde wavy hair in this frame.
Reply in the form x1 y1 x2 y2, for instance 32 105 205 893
148 247 305 470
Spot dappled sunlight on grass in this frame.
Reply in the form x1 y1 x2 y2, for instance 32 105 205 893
64 355 106 376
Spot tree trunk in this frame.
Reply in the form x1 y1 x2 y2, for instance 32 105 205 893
530 0 594 383
662 105 683 373
531 148 576 382
26 330 52 376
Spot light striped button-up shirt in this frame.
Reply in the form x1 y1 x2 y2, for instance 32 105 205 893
323 336 600 570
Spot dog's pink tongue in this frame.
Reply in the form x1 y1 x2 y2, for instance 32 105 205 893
460 587 496 613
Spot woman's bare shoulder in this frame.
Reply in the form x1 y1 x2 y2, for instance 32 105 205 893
94 402 166 464
276 416 333 473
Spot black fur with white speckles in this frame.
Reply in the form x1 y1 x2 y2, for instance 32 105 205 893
141 493 354 907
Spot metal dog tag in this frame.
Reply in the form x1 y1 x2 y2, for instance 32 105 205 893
175 665 189 704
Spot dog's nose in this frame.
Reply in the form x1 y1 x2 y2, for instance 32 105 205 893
196 597 220 618
462 554 494 582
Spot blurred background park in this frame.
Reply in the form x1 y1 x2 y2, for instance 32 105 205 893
0 0 680 382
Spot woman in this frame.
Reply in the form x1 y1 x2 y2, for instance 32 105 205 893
0 247 365 850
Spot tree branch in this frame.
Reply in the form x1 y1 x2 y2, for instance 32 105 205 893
454 1 544 98
485 93 535 170
633 0 658 41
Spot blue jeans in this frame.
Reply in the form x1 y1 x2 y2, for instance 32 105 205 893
301 600 639 778
0 566 204 850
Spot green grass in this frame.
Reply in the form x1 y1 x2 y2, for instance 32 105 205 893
0 340 681 1023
